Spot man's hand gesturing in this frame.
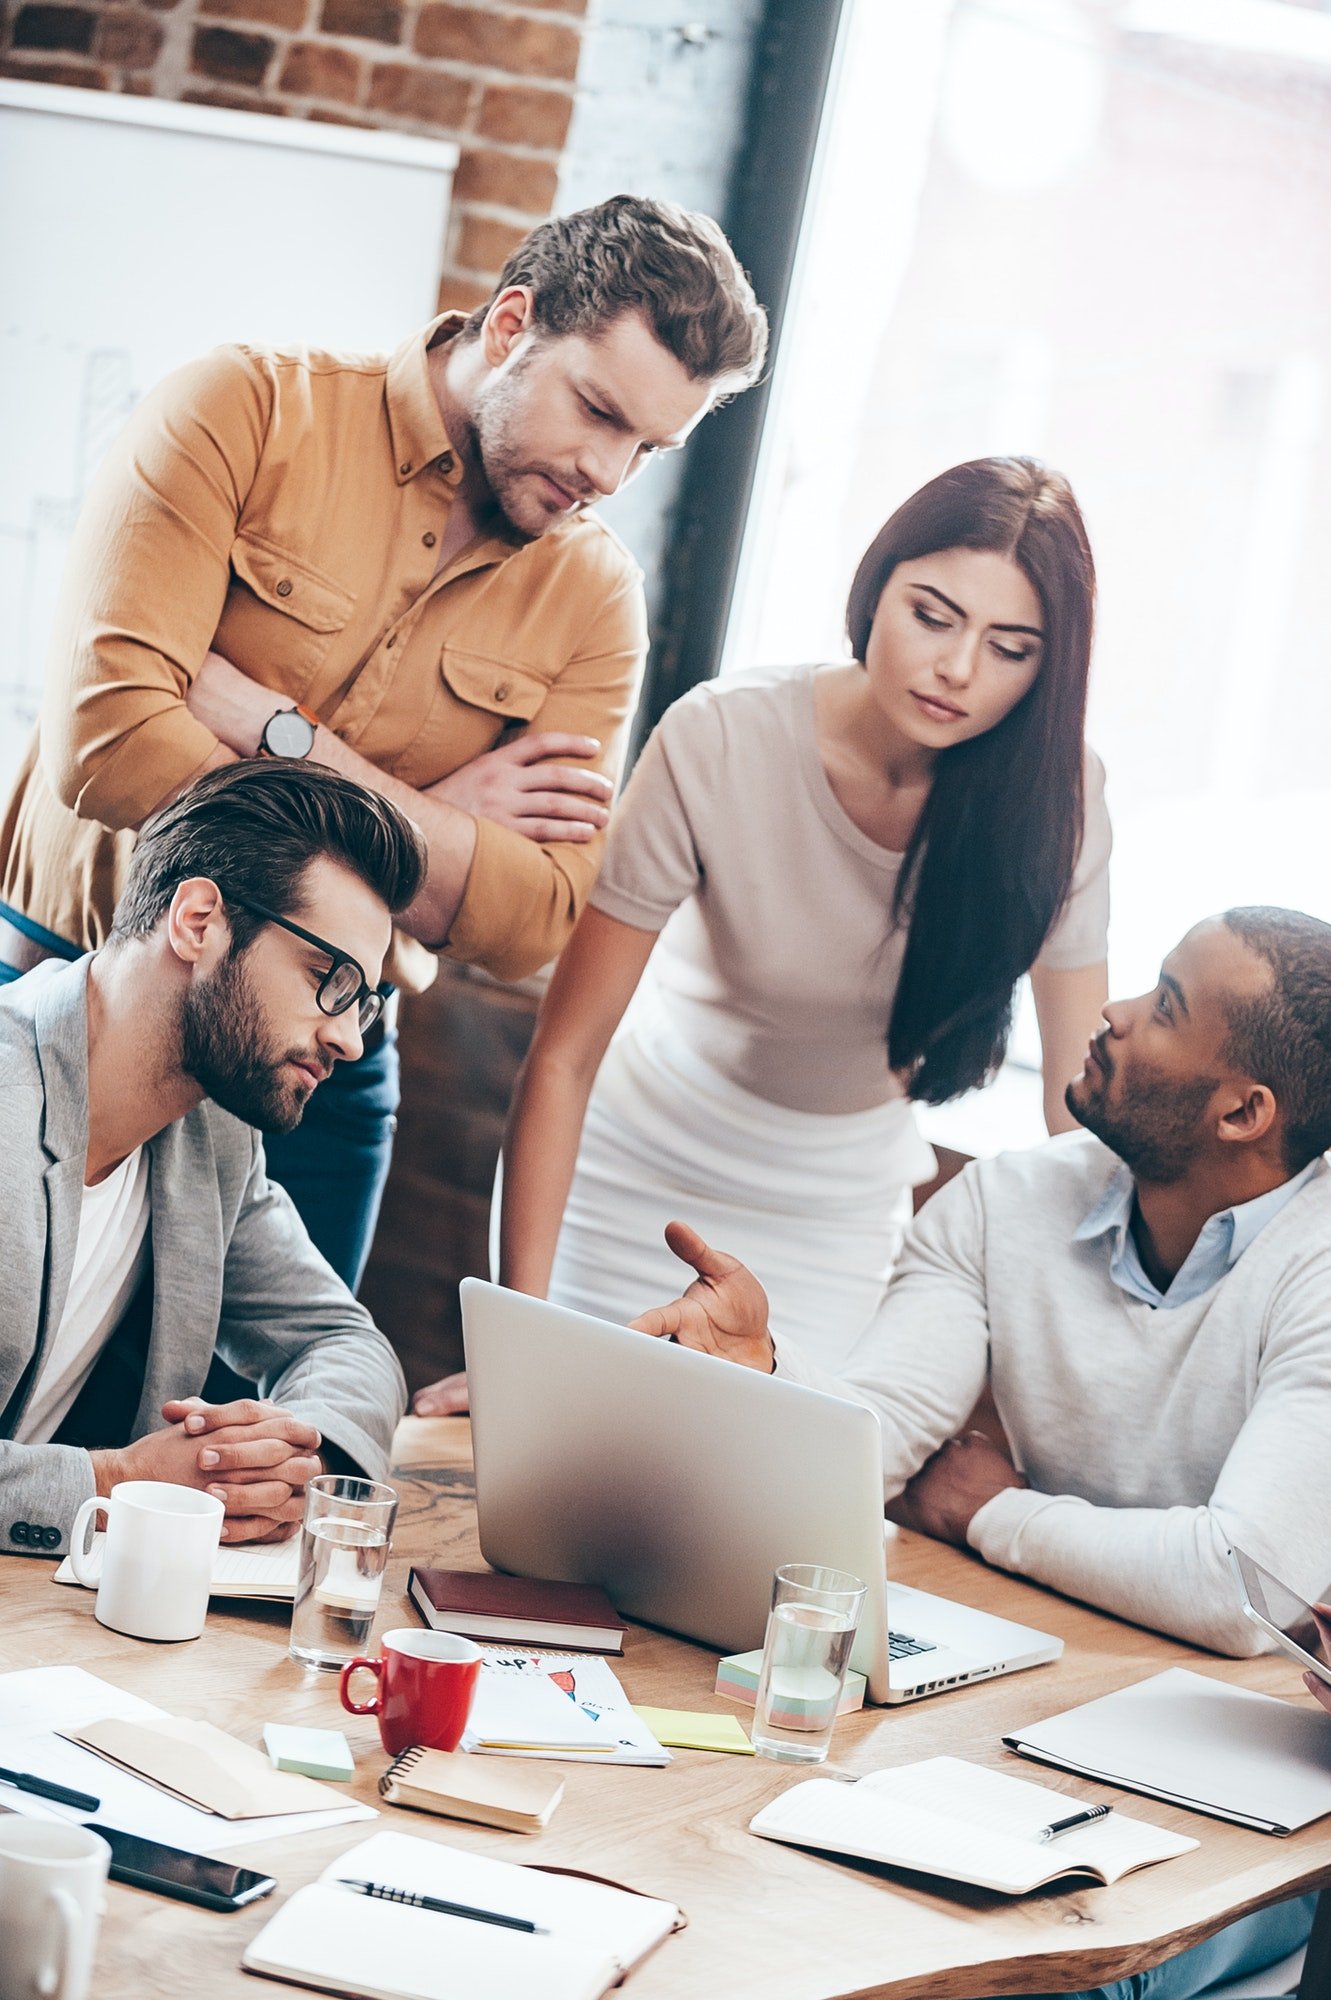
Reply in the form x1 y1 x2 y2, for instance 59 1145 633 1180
629 1221 776 1373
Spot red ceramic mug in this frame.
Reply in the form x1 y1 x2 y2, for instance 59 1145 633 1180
340 1628 482 1755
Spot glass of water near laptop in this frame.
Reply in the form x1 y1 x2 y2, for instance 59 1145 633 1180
290 1474 399 1670
751 1563 867 1763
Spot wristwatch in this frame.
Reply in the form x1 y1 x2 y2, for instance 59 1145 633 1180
259 702 318 759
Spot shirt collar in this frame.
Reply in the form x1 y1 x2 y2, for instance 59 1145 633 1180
1075 1157 1321 1307
385 313 468 490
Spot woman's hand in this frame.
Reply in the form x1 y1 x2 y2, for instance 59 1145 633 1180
426 735 613 843
629 1222 776 1372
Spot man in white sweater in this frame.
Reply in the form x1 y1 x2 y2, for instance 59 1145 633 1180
633 906 1331 1997
635 905 1331 1656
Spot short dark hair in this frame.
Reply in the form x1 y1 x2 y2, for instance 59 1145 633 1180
845 457 1097 1105
463 194 768 388
109 760 427 948
1221 907 1331 1172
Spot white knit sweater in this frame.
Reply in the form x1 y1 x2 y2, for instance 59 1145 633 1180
776 1134 1331 1656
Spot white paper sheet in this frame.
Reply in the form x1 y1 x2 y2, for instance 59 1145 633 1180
0 1666 374 1851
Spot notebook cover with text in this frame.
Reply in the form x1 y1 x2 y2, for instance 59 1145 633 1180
408 1568 625 1652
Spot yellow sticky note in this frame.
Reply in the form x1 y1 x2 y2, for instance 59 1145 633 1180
632 1706 755 1755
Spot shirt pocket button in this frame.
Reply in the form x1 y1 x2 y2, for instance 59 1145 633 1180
494 682 510 702
276 579 293 598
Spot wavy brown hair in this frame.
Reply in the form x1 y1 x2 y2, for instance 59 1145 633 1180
463 194 768 388
846 457 1096 1104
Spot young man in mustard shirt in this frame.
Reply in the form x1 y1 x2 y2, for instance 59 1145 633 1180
0 193 767 1287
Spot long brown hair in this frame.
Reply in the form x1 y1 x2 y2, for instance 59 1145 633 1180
846 457 1096 1103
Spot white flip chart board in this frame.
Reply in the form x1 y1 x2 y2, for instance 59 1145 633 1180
0 80 458 788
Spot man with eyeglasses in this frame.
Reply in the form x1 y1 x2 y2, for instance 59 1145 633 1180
0 761 424 1554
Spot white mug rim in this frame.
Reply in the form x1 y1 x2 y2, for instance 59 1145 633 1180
379 1627 482 1666
0 1821 111 1865
108 1479 225 1521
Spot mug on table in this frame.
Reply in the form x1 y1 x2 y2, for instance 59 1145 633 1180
0 1820 112 2000
67 1480 224 1642
340 1628 482 1755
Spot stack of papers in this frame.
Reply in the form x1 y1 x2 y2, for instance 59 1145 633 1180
466 1654 669 1767
0 1667 373 1851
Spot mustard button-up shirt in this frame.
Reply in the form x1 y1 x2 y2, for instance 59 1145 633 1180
0 314 648 990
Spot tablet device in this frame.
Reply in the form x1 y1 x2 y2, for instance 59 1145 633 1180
1228 1545 1331 1686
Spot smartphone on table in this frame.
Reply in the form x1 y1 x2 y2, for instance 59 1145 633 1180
1227 1545 1331 1685
87 1824 277 1910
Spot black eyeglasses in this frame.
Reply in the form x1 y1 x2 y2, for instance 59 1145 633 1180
224 895 387 1035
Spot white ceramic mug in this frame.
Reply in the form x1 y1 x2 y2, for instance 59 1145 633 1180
68 1479 224 1641
0 1820 111 2000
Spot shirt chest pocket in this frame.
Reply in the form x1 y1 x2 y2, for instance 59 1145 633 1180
218 533 356 703
439 646 550 726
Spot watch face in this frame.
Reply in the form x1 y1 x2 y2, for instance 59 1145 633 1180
264 708 316 758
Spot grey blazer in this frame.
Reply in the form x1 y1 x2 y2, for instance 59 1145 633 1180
0 958 406 1553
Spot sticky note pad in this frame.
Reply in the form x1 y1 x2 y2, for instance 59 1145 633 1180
262 1723 355 1782
632 1706 755 1755
715 1649 866 1718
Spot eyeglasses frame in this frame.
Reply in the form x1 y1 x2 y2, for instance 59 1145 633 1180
221 892 387 1035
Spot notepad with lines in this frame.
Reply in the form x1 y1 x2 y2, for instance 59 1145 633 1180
55 1532 298 1601
241 1829 681 2000
749 1756 1196 1895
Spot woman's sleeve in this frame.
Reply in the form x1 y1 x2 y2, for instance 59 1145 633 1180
586 685 721 934
1036 747 1112 970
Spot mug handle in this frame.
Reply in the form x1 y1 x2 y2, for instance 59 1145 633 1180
37 1885 80 2000
67 1496 109 1588
340 1656 384 1716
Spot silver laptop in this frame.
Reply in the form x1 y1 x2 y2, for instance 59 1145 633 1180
461 1281 1061 1704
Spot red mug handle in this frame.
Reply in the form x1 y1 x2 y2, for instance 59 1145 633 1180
340 1655 384 1715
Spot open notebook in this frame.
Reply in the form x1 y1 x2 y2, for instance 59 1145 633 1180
55 1532 298 1601
749 1756 1197 1895
241 1830 681 2000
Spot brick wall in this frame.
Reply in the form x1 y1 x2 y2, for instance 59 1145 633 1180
0 0 589 311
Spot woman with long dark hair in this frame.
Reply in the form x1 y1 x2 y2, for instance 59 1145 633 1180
416 457 1111 1403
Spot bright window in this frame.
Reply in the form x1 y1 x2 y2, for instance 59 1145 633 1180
724 0 1331 1151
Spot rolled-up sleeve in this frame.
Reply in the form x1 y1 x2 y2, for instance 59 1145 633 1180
444 571 649 980
42 348 272 829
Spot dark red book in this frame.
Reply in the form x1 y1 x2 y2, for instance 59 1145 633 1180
407 1567 625 1654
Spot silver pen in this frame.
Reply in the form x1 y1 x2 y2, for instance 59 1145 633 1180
1038 1803 1112 1843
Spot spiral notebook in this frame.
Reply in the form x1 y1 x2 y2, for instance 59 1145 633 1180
379 1746 564 1832
241 1829 682 2000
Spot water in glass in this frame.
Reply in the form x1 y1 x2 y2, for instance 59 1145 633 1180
751 1600 859 1762
289 1517 390 1670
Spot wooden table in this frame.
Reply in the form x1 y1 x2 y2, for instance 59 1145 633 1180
4 1417 1329 2000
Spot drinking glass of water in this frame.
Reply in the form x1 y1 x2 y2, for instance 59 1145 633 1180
289 1474 398 1671
751 1563 867 1763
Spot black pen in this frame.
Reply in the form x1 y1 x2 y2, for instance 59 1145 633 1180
0 1765 100 1813
1038 1804 1111 1844
336 1878 549 1934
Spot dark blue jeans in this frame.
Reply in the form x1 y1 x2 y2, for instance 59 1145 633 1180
261 1022 401 1295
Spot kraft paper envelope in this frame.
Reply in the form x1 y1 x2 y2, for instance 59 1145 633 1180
62 1715 343 1819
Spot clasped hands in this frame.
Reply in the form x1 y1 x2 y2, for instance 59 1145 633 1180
631 1221 1027 1546
90 1396 324 1544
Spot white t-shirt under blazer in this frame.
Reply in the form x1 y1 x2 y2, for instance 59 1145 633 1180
18 1147 151 1446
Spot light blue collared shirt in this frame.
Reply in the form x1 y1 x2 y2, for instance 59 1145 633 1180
1074 1159 1320 1309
